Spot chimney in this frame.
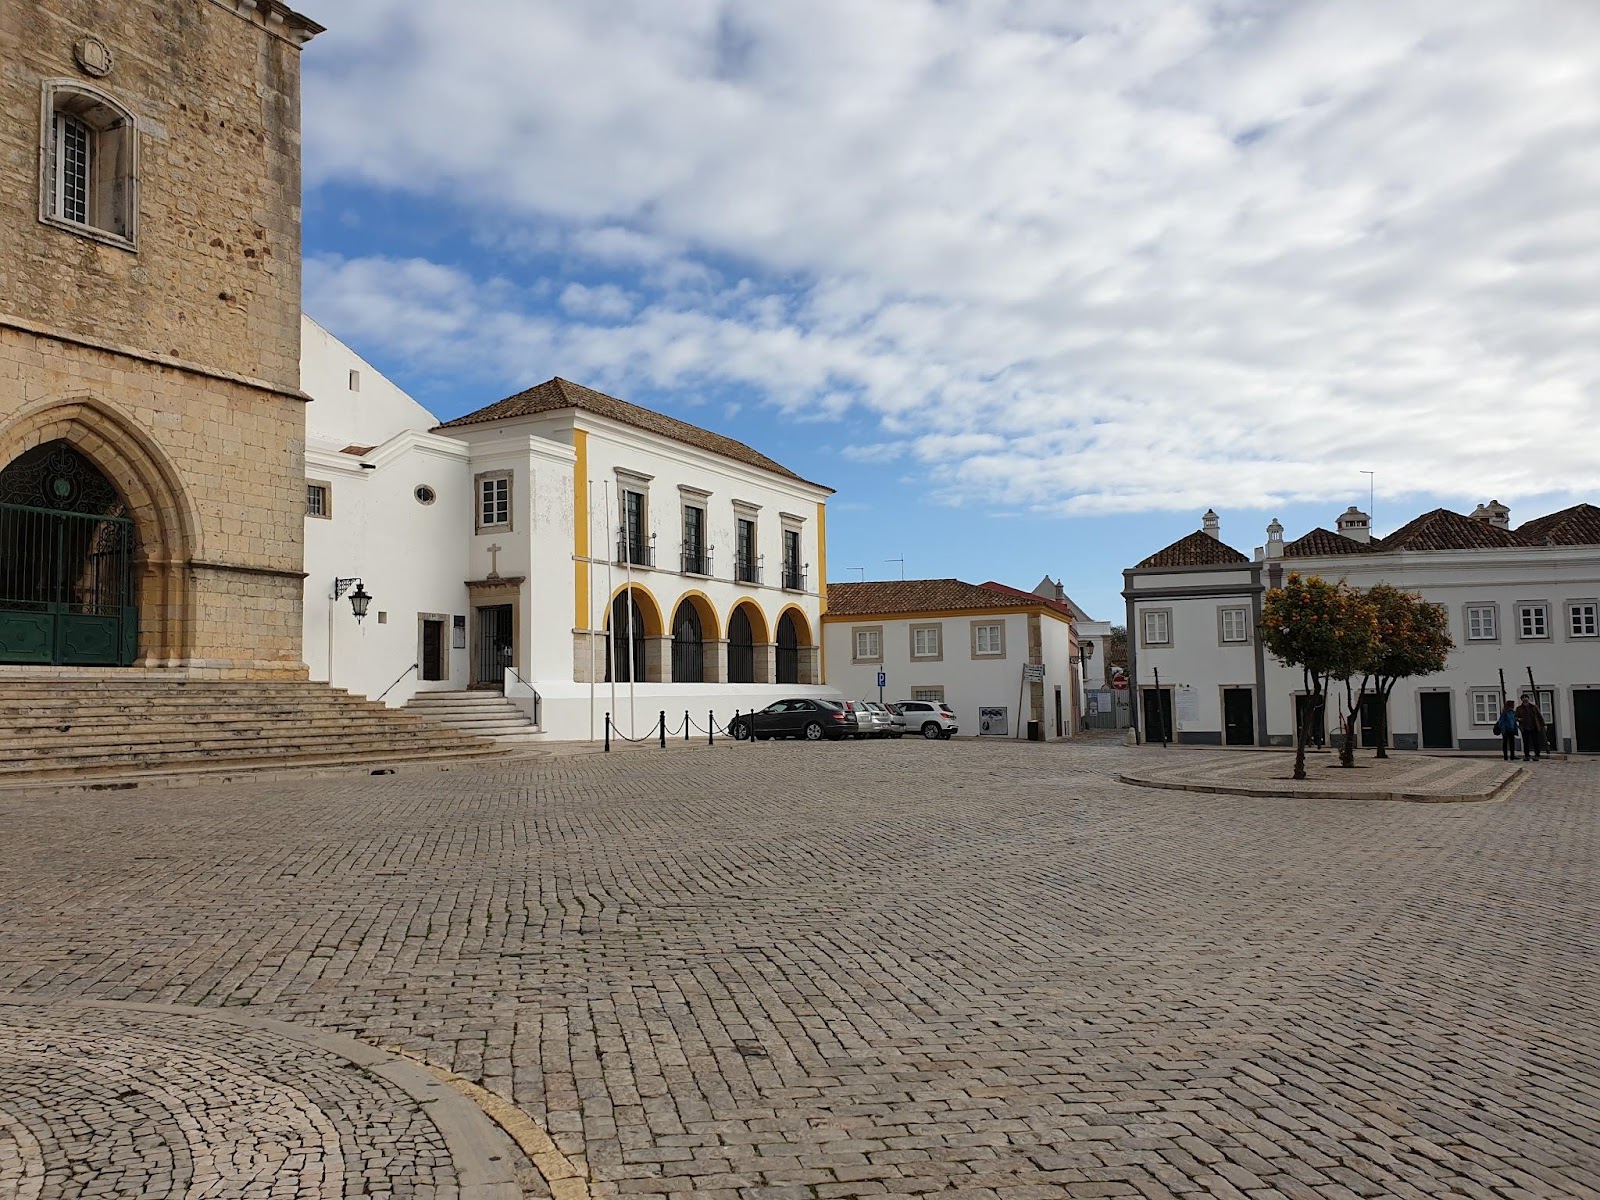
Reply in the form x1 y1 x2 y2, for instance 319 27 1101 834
1202 508 1221 540
1336 505 1371 544
1265 517 1284 559
1474 499 1510 529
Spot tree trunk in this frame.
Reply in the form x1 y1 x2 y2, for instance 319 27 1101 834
1374 681 1390 759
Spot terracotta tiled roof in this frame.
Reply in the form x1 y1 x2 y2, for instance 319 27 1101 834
1282 527 1370 557
980 580 1078 620
826 579 1049 617
437 377 826 488
1378 508 1525 552
1516 503 1600 546
1135 531 1250 569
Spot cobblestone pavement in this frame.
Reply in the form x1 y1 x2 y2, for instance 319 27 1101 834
1 739 1596 1199
1120 749 1522 802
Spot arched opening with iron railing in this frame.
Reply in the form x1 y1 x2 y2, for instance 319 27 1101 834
605 590 648 683
671 599 704 682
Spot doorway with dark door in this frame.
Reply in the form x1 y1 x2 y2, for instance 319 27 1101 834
474 603 514 689
1294 694 1327 748
1358 693 1387 748
421 617 446 681
1054 686 1063 738
1573 689 1600 754
1142 688 1173 744
1419 691 1453 748
1222 687 1254 745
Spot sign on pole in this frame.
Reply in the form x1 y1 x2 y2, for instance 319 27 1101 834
1024 664 1046 681
877 671 887 689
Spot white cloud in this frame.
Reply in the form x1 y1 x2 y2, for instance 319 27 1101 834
302 0 1600 514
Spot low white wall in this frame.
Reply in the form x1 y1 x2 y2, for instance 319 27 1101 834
518 681 842 741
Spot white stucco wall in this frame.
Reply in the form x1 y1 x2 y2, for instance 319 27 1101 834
822 609 1077 739
302 316 440 448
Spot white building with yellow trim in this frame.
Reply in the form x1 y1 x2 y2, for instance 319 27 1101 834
301 320 834 740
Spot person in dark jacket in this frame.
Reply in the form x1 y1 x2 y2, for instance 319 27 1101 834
1515 696 1546 761
1494 701 1519 761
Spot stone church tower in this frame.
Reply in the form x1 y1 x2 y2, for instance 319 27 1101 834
0 0 321 674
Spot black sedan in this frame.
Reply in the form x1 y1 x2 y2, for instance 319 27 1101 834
728 698 857 741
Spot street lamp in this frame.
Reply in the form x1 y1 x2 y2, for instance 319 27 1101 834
334 576 372 623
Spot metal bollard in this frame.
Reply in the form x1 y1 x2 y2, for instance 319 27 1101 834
604 712 611 752
685 709 691 742
658 710 667 749
708 709 715 746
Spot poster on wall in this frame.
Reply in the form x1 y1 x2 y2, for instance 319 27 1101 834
452 615 467 649
1175 685 1200 729
979 707 1009 736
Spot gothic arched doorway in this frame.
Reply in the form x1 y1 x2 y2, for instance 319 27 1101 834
776 611 801 685
0 440 138 665
671 600 704 682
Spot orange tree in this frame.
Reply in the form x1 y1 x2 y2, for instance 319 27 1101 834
1260 573 1378 779
1360 584 1453 759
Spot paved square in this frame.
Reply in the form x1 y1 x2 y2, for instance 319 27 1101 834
1 741 1597 1199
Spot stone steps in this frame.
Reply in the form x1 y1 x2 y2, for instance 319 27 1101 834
405 690 542 745
0 673 505 786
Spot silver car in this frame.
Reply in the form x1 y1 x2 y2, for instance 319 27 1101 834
860 700 904 738
838 699 891 737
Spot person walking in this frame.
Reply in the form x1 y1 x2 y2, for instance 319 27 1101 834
1494 701 1519 761
1515 695 1546 762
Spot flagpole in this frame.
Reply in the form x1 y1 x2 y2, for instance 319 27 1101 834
625 495 637 737
604 480 616 736
587 476 596 741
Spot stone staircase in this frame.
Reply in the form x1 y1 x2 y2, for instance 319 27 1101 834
0 670 505 789
404 690 542 744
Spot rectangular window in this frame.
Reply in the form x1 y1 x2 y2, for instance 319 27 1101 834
1518 603 1549 640
478 476 509 530
54 113 90 225
973 623 1004 656
1465 604 1497 641
1469 689 1504 726
1219 607 1250 644
348 369 361 392
853 628 882 662
911 624 941 659
782 529 803 590
1570 601 1599 638
735 517 759 583
305 482 329 519
681 505 706 574
1142 609 1171 646
911 687 945 703
620 489 649 565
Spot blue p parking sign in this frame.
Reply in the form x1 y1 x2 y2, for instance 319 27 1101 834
877 671 887 689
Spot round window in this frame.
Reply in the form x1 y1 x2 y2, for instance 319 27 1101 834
414 485 437 505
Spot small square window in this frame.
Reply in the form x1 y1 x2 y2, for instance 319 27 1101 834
1469 689 1502 726
1569 601 1598 639
1142 609 1171 646
306 482 330 519
911 624 942 659
1465 604 1497 641
1219 607 1250 644
911 687 945 703
1518 604 1549 640
973 623 1004 656
476 474 511 531
853 628 882 662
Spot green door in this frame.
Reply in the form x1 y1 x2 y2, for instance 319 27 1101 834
0 442 138 667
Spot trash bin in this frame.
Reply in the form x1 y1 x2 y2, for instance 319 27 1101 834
1027 720 1042 742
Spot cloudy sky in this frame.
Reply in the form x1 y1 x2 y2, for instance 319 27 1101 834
300 0 1600 620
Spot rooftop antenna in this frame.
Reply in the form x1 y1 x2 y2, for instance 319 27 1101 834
885 557 905 580
1361 470 1375 531
846 566 865 582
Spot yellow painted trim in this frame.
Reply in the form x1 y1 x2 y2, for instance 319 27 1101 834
821 604 1074 626
573 430 589 628
668 588 724 641
605 580 667 638
816 503 828 615
727 597 772 644
775 603 815 646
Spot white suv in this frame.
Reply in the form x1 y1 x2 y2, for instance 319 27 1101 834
893 700 959 739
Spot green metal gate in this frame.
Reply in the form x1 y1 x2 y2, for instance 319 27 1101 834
0 442 138 667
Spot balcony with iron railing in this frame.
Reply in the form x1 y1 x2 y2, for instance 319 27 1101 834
680 546 713 576
616 534 655 569
781 562 807 592
735 553 763 585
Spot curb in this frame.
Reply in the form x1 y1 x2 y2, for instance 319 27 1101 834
0 996 524 1200
1116 765 1526 805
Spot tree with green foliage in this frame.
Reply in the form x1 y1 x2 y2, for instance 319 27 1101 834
1359 584 1454 759
1260 573 1379 779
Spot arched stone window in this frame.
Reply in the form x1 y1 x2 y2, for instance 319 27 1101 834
41 82 138 246
671 600 704 683
728 606 755 684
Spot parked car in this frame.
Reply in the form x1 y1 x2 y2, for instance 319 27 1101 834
859 699 904 738
729 698 857 741
838 699 894 738
892 699 960 739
